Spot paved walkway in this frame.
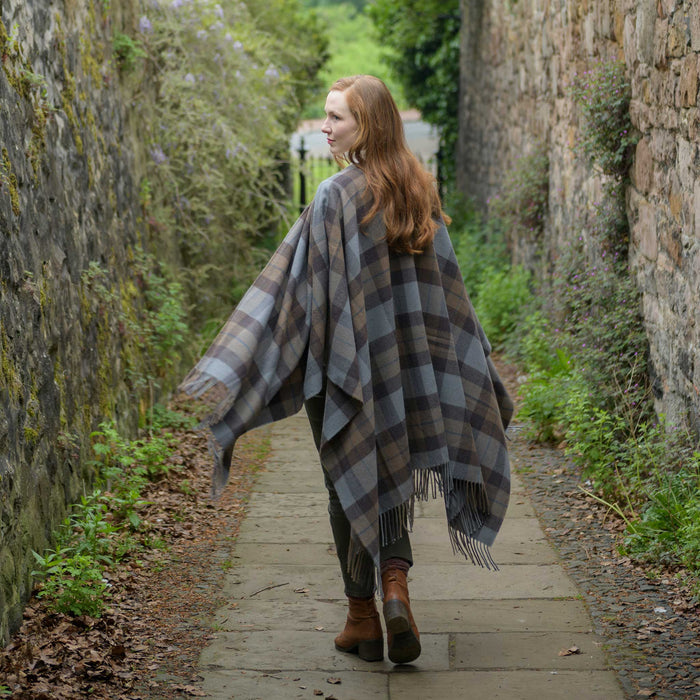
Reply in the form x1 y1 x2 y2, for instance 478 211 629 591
197 412 625 699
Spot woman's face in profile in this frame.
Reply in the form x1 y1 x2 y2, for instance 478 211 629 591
322 90 358 157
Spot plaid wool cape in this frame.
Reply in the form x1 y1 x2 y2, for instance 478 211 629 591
180 164 513 580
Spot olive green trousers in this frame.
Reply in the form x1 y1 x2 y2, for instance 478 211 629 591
305 395 413 598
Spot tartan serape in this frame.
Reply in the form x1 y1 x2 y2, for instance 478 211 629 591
179 164 513 580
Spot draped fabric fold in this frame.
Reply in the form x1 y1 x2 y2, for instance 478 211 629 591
179 164 513 579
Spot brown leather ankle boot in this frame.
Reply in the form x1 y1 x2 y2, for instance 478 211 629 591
382 568 421 664
334 596 383 661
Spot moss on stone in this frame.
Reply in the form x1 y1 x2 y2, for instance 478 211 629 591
0 322 23 404
1 148 20 217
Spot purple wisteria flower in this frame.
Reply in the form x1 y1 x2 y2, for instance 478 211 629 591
138 16 153 33
184 73 195 84
214 3 224 19
265 65 280 81
150 145 168 165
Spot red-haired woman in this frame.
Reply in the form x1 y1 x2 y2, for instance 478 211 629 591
180 75 512 666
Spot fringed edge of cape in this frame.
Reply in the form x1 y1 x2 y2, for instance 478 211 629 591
345 463 499 584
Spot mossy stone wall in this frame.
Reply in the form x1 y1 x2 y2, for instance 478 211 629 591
0 0 146 643
457 0 700 434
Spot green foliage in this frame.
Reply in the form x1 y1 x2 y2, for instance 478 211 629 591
473 266 533 349
134 0 328 320
149 403 199 431
450 199 509 295
488 142 549 247
299 2 405 118
368 0 460 178
448 195 530 350
569 61 636 179
32 550 108 617
550 237 651 424
31 416 184 616
81 247 189 404
516 313 578 442
112 32 146 73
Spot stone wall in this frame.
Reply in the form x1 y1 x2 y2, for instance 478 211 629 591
0 0 145 643
457 0 700 433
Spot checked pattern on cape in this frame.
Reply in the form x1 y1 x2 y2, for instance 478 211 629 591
179 164 513 581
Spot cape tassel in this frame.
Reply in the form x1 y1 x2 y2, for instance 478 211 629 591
344 464 499 585
347 537 376 589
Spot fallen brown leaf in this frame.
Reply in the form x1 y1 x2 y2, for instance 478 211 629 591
558 645 581 657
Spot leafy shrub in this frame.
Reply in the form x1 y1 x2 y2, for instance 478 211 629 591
450 201 509 295
112 32 145 73
623 441 700 584
134 0 328 320
550 237 651 426
32 550 108 617
368 0 460 181
489 142 549 249
569 60 637 179
518 346 577 443
473 265 533 349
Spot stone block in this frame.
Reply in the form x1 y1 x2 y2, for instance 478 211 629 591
633 138 653 193
667 12 690 58
654 18 669 68
623 14 637 66
677 137 696 189
635 0 656 66
633 200 659 260
695 181 700 239
678 54 699 107
693 4 700 51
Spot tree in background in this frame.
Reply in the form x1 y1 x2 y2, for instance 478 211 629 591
368 0 460 183
299 0 405 116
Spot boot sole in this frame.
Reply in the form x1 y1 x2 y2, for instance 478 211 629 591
383 599 421 664
334 638 383 662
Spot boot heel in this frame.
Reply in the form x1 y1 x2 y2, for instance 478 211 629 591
383 598 410 634
357 638 384 662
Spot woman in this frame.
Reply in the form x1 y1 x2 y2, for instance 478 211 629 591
179 75 512 666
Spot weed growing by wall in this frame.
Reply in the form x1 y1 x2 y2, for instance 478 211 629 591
30 410 185 617
570 61 636 180
488 142 549 263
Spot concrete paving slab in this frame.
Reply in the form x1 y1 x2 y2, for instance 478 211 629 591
389 670 624 700
245 492 329 517
231 522 557 565
212 597 595 635
200 630 449 672
411 516 557 563
413 598 595 634
220 562 579 600
237 516 332 544
213 598 349 633
200 669 389 700
229 543 339 566
453 630 610 669
252 470 326 493
221 564 344 600
408 563 580 599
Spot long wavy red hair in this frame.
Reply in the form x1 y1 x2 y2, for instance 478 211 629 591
330 75 450 255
